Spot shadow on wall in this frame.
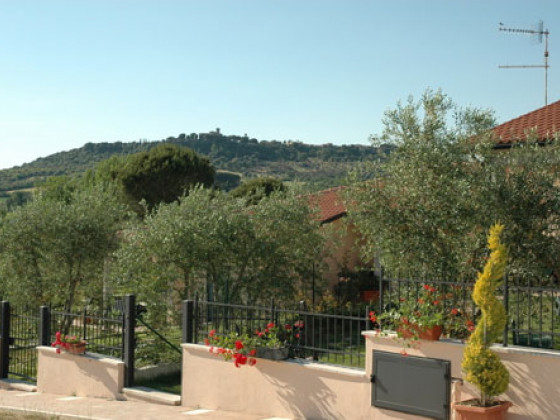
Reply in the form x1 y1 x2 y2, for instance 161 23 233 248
504 352 560 420
261 364 365 420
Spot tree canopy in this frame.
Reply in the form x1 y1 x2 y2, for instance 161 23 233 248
230 177 286 205
112 187 326 320
94 144 215 213
349 90 560 280
0 182 128 311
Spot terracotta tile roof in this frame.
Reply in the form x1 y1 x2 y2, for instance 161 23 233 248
493 99 560 146
309 186 347 224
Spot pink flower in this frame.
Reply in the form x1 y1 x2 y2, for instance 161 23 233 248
209 330 216 337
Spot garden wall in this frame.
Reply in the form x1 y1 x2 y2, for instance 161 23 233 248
364 331 560 420
182 334 560 420
37 346 125 400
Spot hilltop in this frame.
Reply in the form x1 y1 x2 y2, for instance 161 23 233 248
0 130 391 192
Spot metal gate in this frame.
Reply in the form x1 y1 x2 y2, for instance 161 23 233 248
0 302 40 382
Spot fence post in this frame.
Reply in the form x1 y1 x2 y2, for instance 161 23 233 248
0 301 10 379
39 306 51 346
182 300 194 344
503 273 509 347
270 299 276 325
123 294 136 388
376 259 384 314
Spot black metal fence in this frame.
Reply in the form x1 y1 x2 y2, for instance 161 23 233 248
0 303 41 381
49 308 124 359
0 296 137 384
184 299 371 369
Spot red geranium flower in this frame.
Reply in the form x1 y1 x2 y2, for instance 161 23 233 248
234 340 244 350
451 308 459 316
267 322 275 329
233 353 248 368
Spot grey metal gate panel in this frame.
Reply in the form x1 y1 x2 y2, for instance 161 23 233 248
371 350 450 420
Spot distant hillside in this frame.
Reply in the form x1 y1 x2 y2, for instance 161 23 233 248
0 131 392 192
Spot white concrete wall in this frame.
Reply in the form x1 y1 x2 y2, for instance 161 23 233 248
37 346 125 400
182 334 560 420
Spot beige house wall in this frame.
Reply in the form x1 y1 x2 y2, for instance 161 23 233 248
37 346 125 400
183 334 560 420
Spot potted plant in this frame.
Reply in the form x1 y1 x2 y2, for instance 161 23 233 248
205 321 293 368
334 268 379 304
453 224 512 419
380 283 449 341
51 331 87 355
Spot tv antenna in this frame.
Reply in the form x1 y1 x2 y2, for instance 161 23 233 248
499 20 550 105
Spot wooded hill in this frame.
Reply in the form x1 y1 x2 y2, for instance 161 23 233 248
0 131 392 192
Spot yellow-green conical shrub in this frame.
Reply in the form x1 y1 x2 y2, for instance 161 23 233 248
461 223 509 406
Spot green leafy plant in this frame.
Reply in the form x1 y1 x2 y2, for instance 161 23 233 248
205 322 293 368
461 224 510 407
51 331 86 354
378 284 476 342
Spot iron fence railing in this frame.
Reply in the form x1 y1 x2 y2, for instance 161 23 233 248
377 270 560 350
50 309 124 359
190 299 370 369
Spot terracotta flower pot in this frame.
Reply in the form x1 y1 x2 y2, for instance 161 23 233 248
452 400 512 420
360 290 380 302
397 324 443 341
65 341 86 355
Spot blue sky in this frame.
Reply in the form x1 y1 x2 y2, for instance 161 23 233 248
1 0 559 170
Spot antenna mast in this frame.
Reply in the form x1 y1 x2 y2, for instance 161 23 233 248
499 21 550 105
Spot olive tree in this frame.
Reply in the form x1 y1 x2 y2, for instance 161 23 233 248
349 89 560 279
113 187 325 319
0 183 128 313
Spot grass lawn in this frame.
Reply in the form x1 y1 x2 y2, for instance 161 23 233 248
135 372 181 395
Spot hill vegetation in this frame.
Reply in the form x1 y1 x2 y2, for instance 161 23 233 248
0 131 391 192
